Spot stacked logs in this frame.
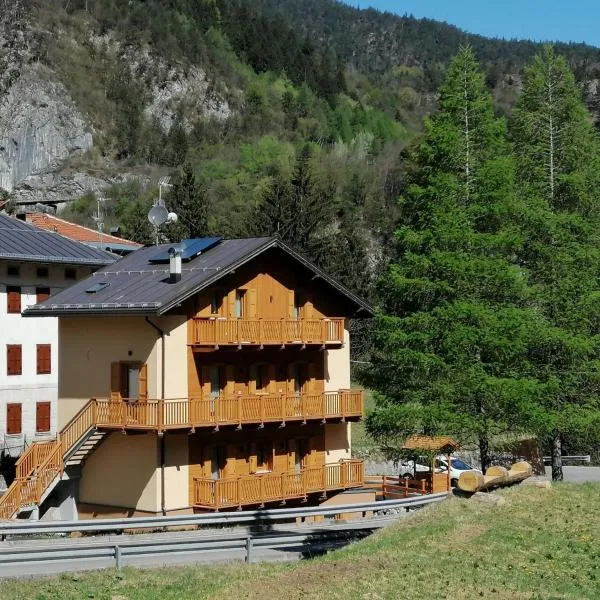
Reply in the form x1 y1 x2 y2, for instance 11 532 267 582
457 461 533 493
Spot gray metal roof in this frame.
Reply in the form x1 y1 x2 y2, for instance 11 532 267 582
0 215 116 266
25 237 373 317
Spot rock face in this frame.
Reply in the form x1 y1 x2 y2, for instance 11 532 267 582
0 64 93 198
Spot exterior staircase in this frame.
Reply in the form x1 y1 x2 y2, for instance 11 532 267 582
0 400 100 519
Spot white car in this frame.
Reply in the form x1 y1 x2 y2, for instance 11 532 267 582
399 455 481 488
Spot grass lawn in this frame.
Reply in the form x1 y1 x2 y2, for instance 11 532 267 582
4 483 600 600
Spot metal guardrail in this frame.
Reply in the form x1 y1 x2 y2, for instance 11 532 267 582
0 493 447 577
0 492 448 537
542 455 591 464
0 494 448 576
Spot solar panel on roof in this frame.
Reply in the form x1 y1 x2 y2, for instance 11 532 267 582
149 237 223 264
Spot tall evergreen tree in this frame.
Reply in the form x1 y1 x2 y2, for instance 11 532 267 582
511 46 600 480
167 162 210 242
364 47 541 470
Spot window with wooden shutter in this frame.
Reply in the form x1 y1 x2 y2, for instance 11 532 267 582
110 362 121 400
138 364 148 400
36 287 50 304
6 345 22 376
36 402 51 433
246 289 257 318
6 287 21 314
6 403 22 435
36 344 51 375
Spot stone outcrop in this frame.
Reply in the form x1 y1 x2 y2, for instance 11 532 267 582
0 64 93 199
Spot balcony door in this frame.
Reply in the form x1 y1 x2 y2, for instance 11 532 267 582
235 289 246 318
111 362 148 402
209 366 226 418
211 445 226 480
294 438 308 473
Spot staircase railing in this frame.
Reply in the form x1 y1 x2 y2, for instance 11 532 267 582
0 400 97 520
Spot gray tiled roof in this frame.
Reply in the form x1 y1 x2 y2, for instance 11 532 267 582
25 237 373 317
0 215 116 266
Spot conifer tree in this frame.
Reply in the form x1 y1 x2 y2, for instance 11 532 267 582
365 47 541 470
167 162 210 242
511 46 600 480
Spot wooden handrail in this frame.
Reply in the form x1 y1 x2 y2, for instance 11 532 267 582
193 460 364 509
190 317 345 345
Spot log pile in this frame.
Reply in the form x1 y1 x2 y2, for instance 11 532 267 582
457 461 533 493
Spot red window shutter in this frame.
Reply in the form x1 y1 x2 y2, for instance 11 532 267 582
36 344 51 375
6 287 21 314
7 403 22 435
6 345 22 376
36 287 50 304
36 402 51 433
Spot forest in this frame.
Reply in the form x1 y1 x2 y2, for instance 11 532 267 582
11 0 600 477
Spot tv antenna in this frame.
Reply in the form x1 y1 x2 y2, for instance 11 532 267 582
148 176 177 245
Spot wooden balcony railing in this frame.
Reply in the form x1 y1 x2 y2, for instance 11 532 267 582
193 459 364 509
94 390 363 431
190 317 345 346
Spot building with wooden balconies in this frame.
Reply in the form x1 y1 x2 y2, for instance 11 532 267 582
3 237 372 520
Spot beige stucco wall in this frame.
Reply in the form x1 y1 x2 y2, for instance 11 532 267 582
324 327 351 462
164 433 189 511
58 315 187 428
324 328 350 391
79 432 160 512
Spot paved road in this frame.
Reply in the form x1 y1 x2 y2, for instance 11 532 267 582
544 465 600 483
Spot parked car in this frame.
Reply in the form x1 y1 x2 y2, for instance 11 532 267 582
399 455 481 488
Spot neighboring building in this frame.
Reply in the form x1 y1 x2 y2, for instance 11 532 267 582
22 212 142 255
1 237 372 519
0 215 115 459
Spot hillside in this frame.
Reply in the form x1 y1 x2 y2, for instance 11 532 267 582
2 0 600 297
3 483 599 599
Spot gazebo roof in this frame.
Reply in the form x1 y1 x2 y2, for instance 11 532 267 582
402 435 460 453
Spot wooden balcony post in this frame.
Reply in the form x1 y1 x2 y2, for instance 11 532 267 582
258 318 262 345
158 400 164 433
91 398 98 426
280 317 285 344
321 319 326 344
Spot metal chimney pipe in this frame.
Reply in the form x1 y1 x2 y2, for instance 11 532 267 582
168 247 182 283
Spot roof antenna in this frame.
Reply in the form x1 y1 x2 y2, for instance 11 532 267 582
148 176 177 245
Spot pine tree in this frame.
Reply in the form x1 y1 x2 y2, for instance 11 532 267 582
364 47 542 470
511 46 600 480
167 162 210 242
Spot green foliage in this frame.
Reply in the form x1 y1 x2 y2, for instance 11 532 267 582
364 47 546 470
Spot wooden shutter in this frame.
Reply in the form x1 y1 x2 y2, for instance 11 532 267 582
307 362 316 393
36 402 51 433
225 364 235 396
288 290 295 318
227 291 236 318
6 345 22 376
36 344 51 375
246 289 257 318
110 362 122 400
201 365 211 398
36 287 50 304
6 287 21 314
138 364 148 400
304 301 314 319
6 403 22 435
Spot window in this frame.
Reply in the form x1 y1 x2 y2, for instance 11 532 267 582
6 286 21 314
210 292 222 315
6 345 22 375
210 366 225 399
110 362 148 400
36 344 51 375
7 265 19 277
36 267 49 278
253 364 267 393
36 402 51 433
235 289 245 318
6 403 22 435
65 268 76 280
211 445 226 480
36 287 50 304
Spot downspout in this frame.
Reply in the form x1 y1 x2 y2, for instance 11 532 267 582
145 317 167 516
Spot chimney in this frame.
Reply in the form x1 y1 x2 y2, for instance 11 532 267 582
168 246 182 283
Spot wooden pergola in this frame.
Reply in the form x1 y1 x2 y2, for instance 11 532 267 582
401 435 460 493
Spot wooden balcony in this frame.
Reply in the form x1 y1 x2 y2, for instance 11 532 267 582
193 459 364 509
189 317 345 346
93 390 363 432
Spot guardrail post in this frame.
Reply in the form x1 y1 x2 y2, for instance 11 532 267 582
115 544 122 570
245 535 253 563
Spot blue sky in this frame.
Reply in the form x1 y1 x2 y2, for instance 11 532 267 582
344 1 600 47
